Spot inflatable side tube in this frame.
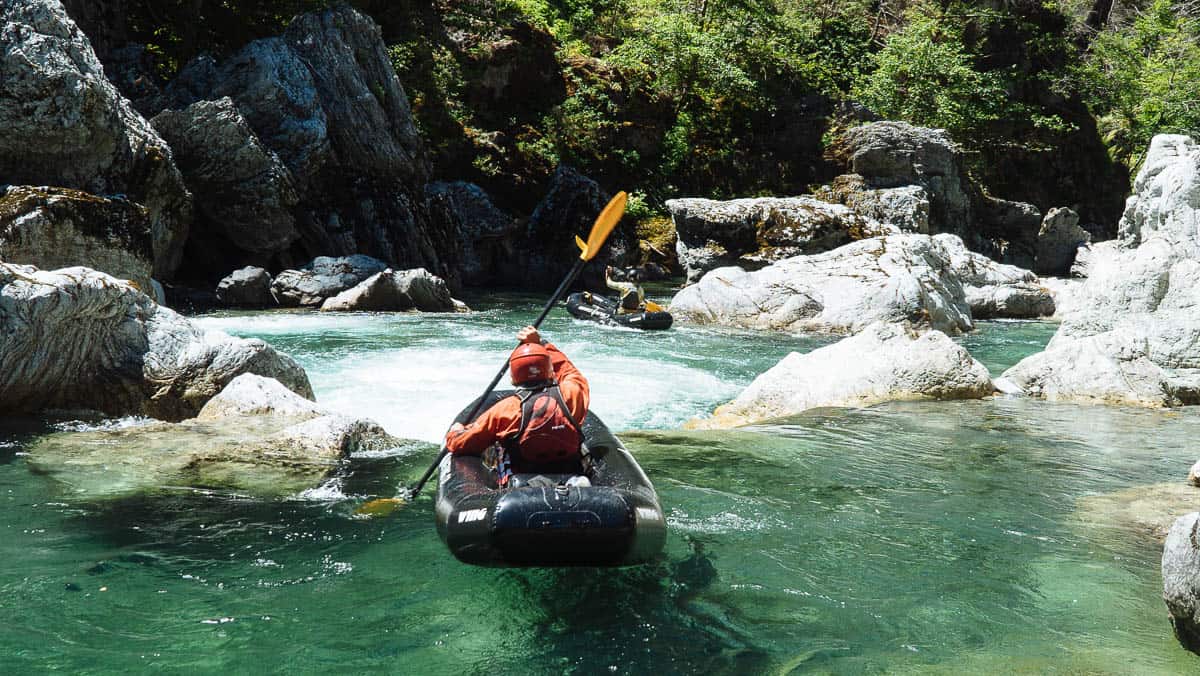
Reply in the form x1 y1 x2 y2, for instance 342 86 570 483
435 391 666 567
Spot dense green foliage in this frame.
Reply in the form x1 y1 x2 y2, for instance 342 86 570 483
1074 0 1200 166
93 0 1200 217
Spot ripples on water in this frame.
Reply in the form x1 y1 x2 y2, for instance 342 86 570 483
1 307 1197 673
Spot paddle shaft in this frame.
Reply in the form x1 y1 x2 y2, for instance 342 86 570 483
405 257 589 499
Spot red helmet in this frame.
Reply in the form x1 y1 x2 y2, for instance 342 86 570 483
510 343 553 385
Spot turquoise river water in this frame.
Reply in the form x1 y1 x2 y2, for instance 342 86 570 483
2 293 1198 673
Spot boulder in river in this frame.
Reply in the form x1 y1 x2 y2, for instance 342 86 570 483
0 262 312 421
1163 512 1200 654
1000 135 1200 407
320 268 466 313
1034 207 1092 276
271 255 389 307
27 374 401 499
667 195 894 284
669 233 1052 335
215 266 275 308
0 185 154 293
938 234 1055 320
689 322 994 428
0 0 192 279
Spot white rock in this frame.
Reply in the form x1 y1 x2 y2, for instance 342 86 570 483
1163 512 1200 654
690 322 994 428
197 373 326 420
1002 135 1200 407
0 262 312 420
669 233 1053 335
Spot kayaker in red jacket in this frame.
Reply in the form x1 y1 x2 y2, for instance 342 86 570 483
444 326 590 474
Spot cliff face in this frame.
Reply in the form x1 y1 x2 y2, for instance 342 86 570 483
967 0 1130 234
46 0 1138 293
0 0 192 279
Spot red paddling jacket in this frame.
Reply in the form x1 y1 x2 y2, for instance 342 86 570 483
444 343 589 459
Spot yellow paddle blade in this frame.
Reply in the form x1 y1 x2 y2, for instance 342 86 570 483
579 191 627 261
575 235 587 253
645 300 664 312
354 497 405 517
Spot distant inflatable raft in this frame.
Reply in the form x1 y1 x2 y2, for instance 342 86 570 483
435 391 667 567
564 292 673 330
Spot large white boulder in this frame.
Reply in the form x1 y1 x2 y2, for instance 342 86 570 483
1001 135 1200 407
690 322 994 428
669 233 1053 335
29 374 400 499
0 263 312 420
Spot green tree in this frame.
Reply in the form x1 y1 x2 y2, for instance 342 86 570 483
852 6 1009 143
1075 0 1200 166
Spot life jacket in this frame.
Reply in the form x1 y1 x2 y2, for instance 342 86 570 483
503 384 583 464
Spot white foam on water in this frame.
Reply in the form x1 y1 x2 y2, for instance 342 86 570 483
195 312 750 442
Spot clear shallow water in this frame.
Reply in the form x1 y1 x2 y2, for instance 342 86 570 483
1 304 1197 673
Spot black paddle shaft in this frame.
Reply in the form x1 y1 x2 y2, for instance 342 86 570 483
405 258 588 499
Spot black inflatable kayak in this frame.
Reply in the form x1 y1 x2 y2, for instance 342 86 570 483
565 292 674 330
435 391 667 567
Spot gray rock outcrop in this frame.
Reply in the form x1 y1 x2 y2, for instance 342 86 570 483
28 374 400 499
669 233 1053 335
0 262 312 420
689 322 994 428
151 97 300 256
505 165 636 290
158 6 457 284
667 195 894 283
1000 135 1200 407
320 268 463 313
1034 207 1092 276
425 182 519 286
1164 512 1200 654
215 266 275 308
814 174 931 233
0 186 154 292
939 235 1055 320
271 255 389 307
0 0 192 278
835 122 1043 267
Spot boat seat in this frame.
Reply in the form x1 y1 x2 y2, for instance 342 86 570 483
509 473 591 489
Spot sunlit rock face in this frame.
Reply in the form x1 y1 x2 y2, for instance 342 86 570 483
0 186 155 293
1001 135 1200 408
669 233 1052 335
690 322 993 428
28 374 402 499
0 263 311 420
0 0 192 278
270 255 389 308
667 195 894 284
835 121 1044 269
320 268 464 313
